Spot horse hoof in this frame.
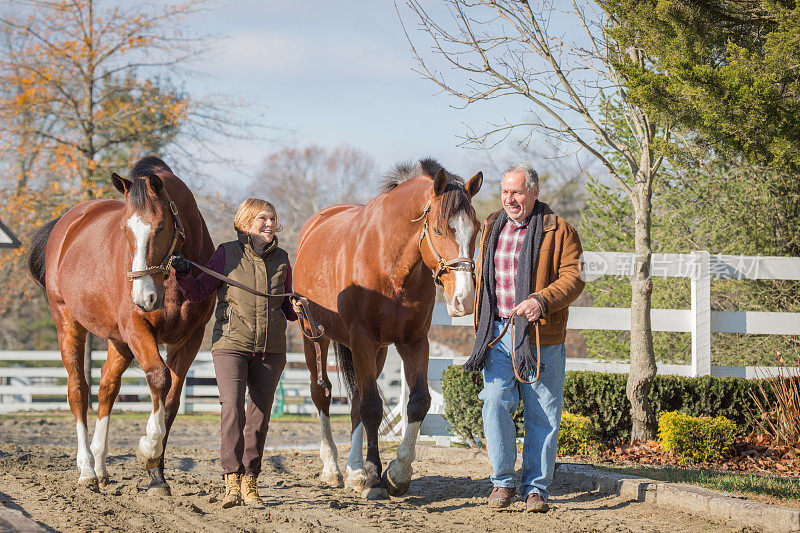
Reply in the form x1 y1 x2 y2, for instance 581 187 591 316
97 475 109 488
147 484 171 497
136 448 160 470
344 476 365 494
77 476 99 490
382 471 410 497
320 472 344 488
361 486 389 500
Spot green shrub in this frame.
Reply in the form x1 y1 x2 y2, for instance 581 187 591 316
442 366 773 444
658 411 737 464
557 412 599 456
441 365 485 443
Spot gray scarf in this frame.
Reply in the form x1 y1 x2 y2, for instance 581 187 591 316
464 201 544 377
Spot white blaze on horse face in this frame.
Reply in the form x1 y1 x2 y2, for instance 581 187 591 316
126 213 158 310
138 400 165 461
90 415 110 481
447 211 476 316
319 413 342 485
75 421 95 483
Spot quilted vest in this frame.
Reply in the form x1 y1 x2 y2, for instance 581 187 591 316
211 232 290 353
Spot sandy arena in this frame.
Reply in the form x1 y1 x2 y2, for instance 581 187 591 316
0 414 749 532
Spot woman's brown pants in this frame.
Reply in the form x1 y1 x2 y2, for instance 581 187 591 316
212 350 286 475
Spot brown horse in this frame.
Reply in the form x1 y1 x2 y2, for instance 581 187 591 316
27 156 215 495
293 158 482 499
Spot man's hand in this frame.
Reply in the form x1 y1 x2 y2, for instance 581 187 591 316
171 252 191 277
513 297 542 322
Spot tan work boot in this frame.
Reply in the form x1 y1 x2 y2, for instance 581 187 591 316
240 473 261 504
222 473 242 508
526 492 549 513
487 486 516 508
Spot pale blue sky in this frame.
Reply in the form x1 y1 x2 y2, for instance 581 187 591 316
190 1 541 194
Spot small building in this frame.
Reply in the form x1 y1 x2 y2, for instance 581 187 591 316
0 219 20 249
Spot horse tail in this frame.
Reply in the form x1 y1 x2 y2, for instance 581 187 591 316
28 217 61 288
333 342 359 398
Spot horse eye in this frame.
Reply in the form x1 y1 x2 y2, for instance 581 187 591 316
155 224 165 235
433 228 443 236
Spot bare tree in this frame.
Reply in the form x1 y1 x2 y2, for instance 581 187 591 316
249 144 379 258
401 0 672 440
0 0 251 195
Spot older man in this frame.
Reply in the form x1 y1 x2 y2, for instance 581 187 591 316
464 162 584 512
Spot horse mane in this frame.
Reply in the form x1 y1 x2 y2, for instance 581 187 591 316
382 157 476 230
129 156 172 179
127 156 173 210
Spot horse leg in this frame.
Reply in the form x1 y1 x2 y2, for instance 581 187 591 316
383 337 431 497
304 336 342 487
54 306 94 486
349 331 387 500
141 332 201 495
343 392 364 492
91 340 132 487
127 332 171 471
344 345 386 493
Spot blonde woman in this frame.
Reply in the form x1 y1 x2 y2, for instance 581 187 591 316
172 198 298 507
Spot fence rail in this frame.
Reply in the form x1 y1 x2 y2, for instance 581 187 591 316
2 251 799 445
0 351 402 415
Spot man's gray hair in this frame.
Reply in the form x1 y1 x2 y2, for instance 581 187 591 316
504 162 539 191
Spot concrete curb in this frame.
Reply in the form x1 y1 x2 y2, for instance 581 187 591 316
557 463 800 533
0 501 47 533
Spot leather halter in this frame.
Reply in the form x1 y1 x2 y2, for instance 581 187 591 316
126 200 185 281
412 198 475 286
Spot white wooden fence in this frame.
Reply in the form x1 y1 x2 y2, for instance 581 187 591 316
3 251 799 444
401 251 800 444
0 351 402 415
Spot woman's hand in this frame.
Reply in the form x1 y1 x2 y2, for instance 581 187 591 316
170 252 191 277
290 298 303 314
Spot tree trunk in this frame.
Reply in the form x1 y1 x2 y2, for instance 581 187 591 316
627 180 657 442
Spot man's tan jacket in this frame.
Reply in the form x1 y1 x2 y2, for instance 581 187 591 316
474 203 585 346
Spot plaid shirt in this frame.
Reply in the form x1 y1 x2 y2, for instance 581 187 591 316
494 217 528 318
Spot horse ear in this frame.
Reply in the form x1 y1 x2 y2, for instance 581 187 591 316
465 171 483 198
111 173 132 196
147 174 163 195
433 169 447 196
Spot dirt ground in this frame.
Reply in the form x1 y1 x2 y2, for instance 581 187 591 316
0 415 750 532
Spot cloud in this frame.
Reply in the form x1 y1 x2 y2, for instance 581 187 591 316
206 30 410 81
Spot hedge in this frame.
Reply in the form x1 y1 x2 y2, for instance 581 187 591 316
658 411 737 464
558 412 599 456
442 366 774 444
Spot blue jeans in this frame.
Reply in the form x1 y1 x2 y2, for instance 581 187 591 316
479 318 566 500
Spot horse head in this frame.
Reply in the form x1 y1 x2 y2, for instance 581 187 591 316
420 168 483 316
112 172 184 312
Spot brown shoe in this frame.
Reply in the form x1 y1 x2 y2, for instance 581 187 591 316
240 473 261 504
222 473 242 508
487 486 516 508
526 492 549 513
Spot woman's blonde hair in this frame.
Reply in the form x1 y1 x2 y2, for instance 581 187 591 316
233 198 283 233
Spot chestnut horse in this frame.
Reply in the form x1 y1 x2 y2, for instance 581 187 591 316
27 156 215 495
293 159 482 499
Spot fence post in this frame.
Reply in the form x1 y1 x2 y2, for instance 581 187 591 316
691 250 711 376
400 359 408 437
179 369 189 414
